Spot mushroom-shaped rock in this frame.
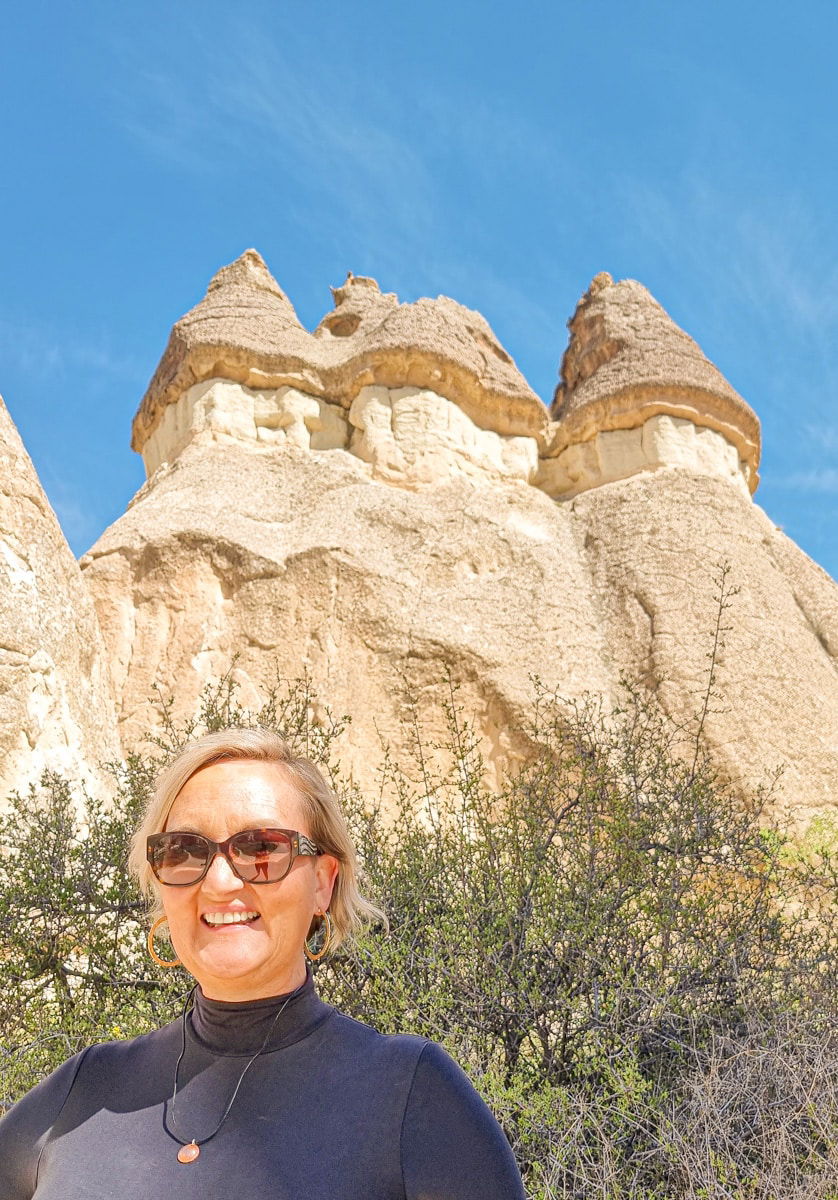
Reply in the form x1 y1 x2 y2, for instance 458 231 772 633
131 252 547 487
315 274 547 440
132 250 314 459
538 275 760 499
78 263 838 831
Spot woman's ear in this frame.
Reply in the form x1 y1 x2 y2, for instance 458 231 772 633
313 853 340 912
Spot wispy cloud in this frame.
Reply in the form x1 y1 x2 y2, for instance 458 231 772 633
110 22 566 396
619 172 838 338
773 468 838 493
803 424 838 452
613 168 838 456
115 23 438 261
0 316 140 383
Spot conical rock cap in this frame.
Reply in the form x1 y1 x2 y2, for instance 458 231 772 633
133 253 547 454
132 250 312 451
550 273 760 486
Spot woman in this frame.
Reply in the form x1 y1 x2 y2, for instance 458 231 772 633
0 728 526 1198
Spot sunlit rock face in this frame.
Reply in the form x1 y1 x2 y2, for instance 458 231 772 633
537 415 751 500
73 252 837 825
139 378 538 489
569 471 837 826
0 396 120 802
81 438 612 789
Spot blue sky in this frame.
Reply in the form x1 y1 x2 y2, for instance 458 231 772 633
1 0 837 579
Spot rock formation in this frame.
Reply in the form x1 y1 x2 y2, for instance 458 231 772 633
75 251 837 826
539 272 760 499
133 250 547 482
0 395 120 801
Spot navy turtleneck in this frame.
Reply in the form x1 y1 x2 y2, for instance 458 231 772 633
0 972 526 1199
189 969 325 1054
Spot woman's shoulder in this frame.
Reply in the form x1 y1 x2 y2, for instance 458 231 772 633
0 1046 90 1128
316 1017 525 1196
320 1008 468 1086
319 1008 447 1083
398 1041 528 1197
325 1008 427 1054
0 1045 94 1195
76 1015 182 1076
0 1017 179 1108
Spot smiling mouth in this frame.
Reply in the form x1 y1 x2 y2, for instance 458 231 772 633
202 911 261 927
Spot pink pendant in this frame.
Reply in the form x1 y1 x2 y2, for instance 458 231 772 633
177 1141 200 1163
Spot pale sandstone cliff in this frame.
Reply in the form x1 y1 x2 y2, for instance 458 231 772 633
76 251 837 825
0 396 120 800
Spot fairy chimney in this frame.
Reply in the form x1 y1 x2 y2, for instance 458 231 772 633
77 251 837 830
130 251 547 489
537 273 761 499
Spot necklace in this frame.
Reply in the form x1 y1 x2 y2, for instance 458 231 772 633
166 985 295 1164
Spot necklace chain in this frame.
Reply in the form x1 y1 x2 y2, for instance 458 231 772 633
166 985 295 1157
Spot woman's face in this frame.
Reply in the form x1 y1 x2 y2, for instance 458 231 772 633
159 758 339 1001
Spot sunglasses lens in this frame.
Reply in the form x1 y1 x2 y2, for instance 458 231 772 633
229 830 294 882
149 833 210 885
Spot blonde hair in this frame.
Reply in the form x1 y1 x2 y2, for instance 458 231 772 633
128 727 384 951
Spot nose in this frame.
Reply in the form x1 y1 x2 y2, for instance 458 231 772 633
201 850 245 894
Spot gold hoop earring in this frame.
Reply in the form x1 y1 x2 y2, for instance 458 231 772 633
304 911 333 962
147 915 182 968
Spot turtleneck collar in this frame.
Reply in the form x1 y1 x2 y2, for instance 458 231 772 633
188 967 332 1056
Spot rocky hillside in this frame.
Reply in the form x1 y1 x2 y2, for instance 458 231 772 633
2 251 836 822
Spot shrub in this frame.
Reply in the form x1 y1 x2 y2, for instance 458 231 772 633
321 677 837 1196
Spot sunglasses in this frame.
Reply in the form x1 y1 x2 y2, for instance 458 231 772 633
146 828 321 886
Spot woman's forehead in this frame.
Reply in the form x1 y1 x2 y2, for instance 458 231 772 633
166 758 307 831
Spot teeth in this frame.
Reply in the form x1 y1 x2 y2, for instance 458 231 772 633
203 911 259 926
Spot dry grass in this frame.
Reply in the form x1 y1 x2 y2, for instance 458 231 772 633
668 1018 838 1200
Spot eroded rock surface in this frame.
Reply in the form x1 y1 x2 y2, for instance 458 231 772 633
19 249 834 826
0 396 120 800
569 472 837 827
82 440 612 788
133 251 547 476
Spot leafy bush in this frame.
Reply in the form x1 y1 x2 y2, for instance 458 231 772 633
322 678 837 1197
1 659 836 1197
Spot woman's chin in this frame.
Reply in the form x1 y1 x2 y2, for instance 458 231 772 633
193 928 273 980
183 929 305 998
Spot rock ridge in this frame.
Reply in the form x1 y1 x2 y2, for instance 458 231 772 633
0 394 120 801
132 250 547 459
132 252 762 504
4 251 832 834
